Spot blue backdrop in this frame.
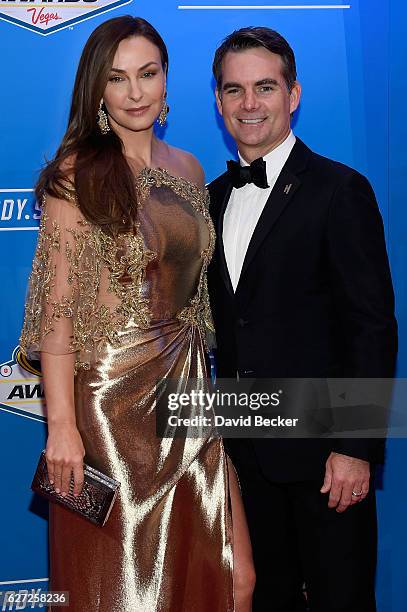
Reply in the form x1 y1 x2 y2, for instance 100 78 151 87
0 1 406 609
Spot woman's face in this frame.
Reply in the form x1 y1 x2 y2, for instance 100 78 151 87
103 35 166 134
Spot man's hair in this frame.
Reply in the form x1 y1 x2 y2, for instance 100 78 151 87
213 26 297 92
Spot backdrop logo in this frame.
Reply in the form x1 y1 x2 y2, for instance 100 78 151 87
0 347 45 422
0 0 133 36
0 189 41 231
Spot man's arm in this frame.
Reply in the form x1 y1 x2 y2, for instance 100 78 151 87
327 171 397 376
328 170 397 457
321 170 397 511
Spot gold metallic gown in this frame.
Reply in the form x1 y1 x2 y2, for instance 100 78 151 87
20 168 234 612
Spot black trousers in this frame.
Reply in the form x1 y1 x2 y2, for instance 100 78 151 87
230 440 377 612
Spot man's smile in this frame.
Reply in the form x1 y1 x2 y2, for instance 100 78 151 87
237 118 267 125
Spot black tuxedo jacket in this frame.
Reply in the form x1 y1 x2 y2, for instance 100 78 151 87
207 138 398 482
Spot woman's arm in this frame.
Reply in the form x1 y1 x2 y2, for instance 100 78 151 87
41 352 85 497
20 189 89 496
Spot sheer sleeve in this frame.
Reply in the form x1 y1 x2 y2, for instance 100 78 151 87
19 189 96 365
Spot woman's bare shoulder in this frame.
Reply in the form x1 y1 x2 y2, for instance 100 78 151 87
163 143 205 189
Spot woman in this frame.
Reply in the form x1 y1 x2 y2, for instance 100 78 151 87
20 15 255 611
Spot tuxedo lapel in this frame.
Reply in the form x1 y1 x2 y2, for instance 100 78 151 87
236 138 310 293
237 169 300 285
212 178 234 296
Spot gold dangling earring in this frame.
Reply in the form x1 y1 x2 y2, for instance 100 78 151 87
97 100 110 134
158 98 169 127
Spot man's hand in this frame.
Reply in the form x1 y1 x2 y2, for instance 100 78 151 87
320 452 370 513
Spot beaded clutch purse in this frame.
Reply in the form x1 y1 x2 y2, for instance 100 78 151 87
31 450 120 526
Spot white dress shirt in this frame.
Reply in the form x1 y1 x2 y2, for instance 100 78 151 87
223 131 296 291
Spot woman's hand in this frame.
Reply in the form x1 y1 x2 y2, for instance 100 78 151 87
45 423 85 497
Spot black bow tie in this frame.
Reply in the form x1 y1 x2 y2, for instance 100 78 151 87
226 157 269 189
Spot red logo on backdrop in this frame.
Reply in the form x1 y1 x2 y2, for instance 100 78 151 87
27 6 63 27
0 0 133 35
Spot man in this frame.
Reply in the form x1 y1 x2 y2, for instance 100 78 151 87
207 27 397 612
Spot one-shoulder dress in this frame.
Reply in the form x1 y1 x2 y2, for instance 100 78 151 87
20 168 234 612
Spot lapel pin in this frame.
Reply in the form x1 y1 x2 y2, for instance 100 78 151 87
283 183 292 195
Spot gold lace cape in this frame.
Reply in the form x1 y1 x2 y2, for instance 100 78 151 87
19 168 215 373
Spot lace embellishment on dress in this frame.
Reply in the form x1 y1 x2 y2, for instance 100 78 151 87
20 168 216 371
20 191 156 372
136 168 216 349
96 225 156 330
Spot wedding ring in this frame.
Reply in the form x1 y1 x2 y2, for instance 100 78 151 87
352 490 363 497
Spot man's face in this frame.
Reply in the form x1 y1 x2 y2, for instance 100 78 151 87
216 47 301 161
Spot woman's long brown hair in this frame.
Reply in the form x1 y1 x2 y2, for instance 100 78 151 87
35 16 168 235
